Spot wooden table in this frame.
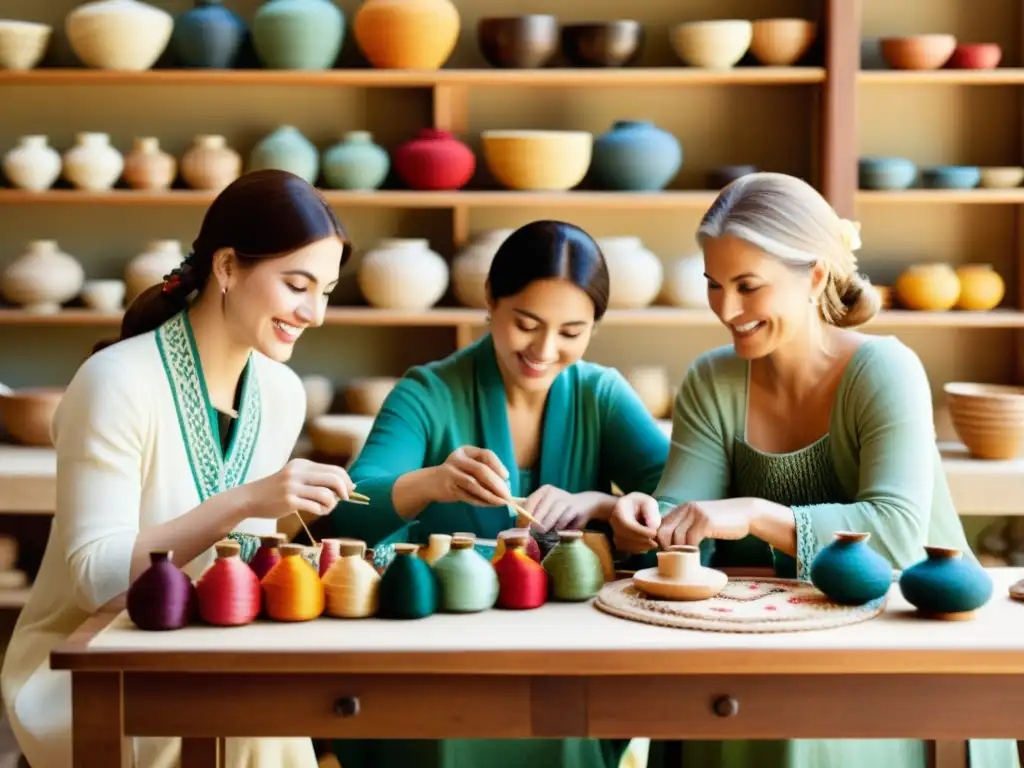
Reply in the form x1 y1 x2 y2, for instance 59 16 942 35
51 568 1024 768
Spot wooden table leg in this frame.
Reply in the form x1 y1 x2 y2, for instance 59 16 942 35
929 740 968 768
181 737 221 767
71 671 127 768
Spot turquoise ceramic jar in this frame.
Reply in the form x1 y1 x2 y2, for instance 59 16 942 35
809 531 893 605
899 545 993 619
252 0 345 70
591 120 682 191
322 131 390 190
249 126 319 184
433 537 499 613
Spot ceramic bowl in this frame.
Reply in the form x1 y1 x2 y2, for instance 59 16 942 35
343 377 398 416
707 164 758 189
670 20 752 69
0 20 51 71
477 15 559 69
921 165 980 190
978 166 1024 189
750 18 816 66
858 156 916 190
944 382 1024 460
80 279 126 311
306 414 374 467
879 35 956 70
945 43 1002 69
482 130 593 191
0 387 63 446
560 21 643 67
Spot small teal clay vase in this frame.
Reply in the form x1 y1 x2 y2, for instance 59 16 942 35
898 545 993 620
172 0 247 68
322 131 390 190
432 537 499 613
809 531 893 606
252 0 345 70
591 120 682 191
249 125 320 184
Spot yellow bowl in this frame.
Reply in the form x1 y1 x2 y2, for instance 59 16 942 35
482 130 593 191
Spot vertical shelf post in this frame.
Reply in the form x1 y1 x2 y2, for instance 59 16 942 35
820 0 860 217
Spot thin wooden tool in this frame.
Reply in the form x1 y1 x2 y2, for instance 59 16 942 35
351 491 371 503
293 512 317 546
508 500 541 526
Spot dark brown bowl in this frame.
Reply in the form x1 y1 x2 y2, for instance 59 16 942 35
478 15 559 69
708 164 758 189
561 20 643 67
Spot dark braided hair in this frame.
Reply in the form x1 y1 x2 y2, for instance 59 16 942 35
92 169 352 355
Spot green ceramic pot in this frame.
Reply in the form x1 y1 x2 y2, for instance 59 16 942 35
322 131 390 190
252 0 345 70
249 125 319 184
433 537 499 613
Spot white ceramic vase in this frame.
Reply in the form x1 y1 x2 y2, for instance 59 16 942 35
596 236 664 309
1 240 85 314
2 135 62 191
451 229 513 308
357 238 449 310
624 366 672 419
661 254 709 309
66 0 173 71
62 132 124 191
124 240 185 303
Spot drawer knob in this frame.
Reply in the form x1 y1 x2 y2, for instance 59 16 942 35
712 695 739 718
333 696 361 718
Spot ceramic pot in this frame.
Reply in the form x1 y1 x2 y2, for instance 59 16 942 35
898 546 994 620
343 376 398 415
357 238 449 310
895 262 961 311
633 544 727 600
0 240 85 314
249 125 320 184
433 537 499 612
0 388 63 446
477 15 558 69
354 0 459 70
300 374 334 421
0 21 52 71
451 229 512 308
541 531 604 602
171 0 247 68
591 120 682 191
180 135 242 191
858 157 917 191
2 135 61 192
253 0 345 70
921 165 981 190
123 137 177 190
660 254 708 308
125 240 186 303
66 0 174 71
749 18 817 66
624 366 671 419
809 531 893 606
81 279 126 311
322 131 390 190
596 236 663 309
954 264 1004 311
394 129 475 190
62 132 124 191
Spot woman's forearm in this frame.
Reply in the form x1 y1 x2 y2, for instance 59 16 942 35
390 467 440 520
749 498 798 557
576 491 620 522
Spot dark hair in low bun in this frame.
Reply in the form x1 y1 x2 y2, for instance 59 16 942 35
92 169 352 355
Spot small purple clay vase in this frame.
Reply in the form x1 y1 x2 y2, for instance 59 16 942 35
127 550 197 631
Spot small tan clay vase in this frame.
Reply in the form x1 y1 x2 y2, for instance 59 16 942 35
180 134 242 191
123 136 177 190
354 0 460 70
954 264 1004 311
632 544 727 601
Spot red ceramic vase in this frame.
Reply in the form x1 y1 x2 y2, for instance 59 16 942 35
944 43 1001 69
394 129 475 190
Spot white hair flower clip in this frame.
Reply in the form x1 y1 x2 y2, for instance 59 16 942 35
838 218 862 252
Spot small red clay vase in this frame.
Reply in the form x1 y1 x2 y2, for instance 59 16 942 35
394 129 475 190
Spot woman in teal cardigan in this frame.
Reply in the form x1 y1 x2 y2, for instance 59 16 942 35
331 219 670 768
611 172 1018 768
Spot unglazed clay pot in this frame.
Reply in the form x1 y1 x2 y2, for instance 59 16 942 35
954 264 1004 311
180 135 242 191
451 229 513 308
632 545 727 601
894 263 961 311
2 135 61 192
596 237 663 309
0 388 64 446
125 240 186 302
357 238 449 310
62 132 124 191
0 240 85 314
354 0 460 70
123 137 177 190
66 0 174 71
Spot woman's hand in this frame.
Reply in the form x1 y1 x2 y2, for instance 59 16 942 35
609 492 662 553
236 458 355 520
656 499 755 550
428 446 512 507
522 486 612 533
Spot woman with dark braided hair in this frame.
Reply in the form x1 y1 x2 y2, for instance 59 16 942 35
1 169 354 768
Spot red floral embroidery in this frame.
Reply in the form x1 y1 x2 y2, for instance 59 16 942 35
764 605 778 611
710 607 733 613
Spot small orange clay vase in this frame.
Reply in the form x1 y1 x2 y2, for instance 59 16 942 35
954 264 1005 311
353 0 460 70
894 262 961 311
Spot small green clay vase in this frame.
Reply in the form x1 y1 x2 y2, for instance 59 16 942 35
809 531 893 606
898 545 993 620
322 131 390 190
541 530 604 602
252 0 345 70
377 543 437 619
433 536 499 613
249 125 319 184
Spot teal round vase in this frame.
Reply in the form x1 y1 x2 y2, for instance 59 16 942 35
249 125 320 184
322 131 390 190
433 537 499 613
541 530 604 601
591 120 682 191
378 543 438 619
898 545 994 620
809 531 893 606
172 1 247 68
252 0 345 70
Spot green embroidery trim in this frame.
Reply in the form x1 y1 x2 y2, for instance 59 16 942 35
792 506 818 581
227 532 261 564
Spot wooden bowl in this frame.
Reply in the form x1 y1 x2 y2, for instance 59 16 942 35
978 166 1024 189
0 387 63 446
945 43 1001 69
880 35 956 70
306 414 375 467
477 15 559 69
343 377 398 416
944 383 1024 460
670 20 752 69
482 129 593 191
560 20 643 67
750 18 817 66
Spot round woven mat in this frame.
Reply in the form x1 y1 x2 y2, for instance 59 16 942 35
594 576 887 633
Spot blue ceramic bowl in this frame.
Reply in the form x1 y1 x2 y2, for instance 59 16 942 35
858 156 916 190
921 165 981 189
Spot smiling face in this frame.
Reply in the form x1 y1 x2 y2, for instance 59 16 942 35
223 236 344 362
488 278 596 393
702 234 827 359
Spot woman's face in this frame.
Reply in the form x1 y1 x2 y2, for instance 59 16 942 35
488 278 596 394
702 234 825 360
224 236 344 362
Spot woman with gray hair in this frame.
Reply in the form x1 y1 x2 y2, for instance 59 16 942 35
611 172 1016 768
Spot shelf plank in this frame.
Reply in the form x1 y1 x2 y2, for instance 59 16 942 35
857 189 1024 205
2 307 1024 328
0 67 825 88
859 69 1024 85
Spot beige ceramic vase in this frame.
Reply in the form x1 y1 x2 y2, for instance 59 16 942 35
660 254 709 309
354 0 460 69
625 366 672 419
66 0 173 71
451 229 513 308
597 237 664 309
62 132 124 190
1 240 85 314
180 135 242 191
2 136 62 192
357 238 449 310
123 137 177 190
124 240 185 303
